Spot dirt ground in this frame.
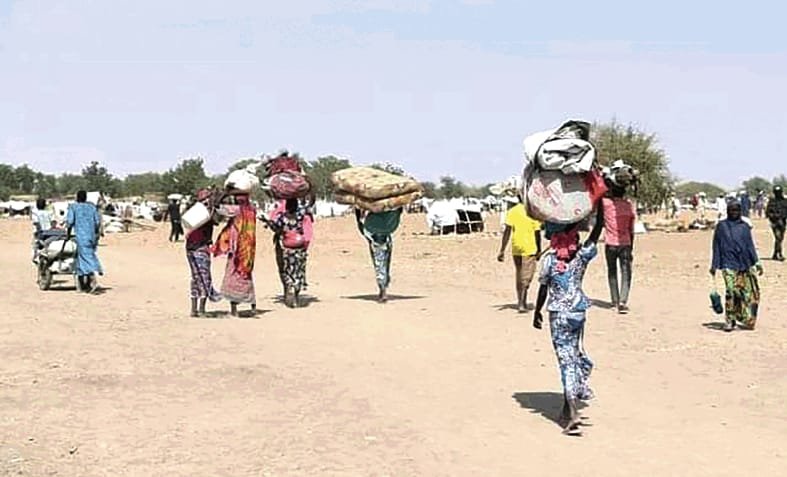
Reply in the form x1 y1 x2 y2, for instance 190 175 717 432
1 213 785 477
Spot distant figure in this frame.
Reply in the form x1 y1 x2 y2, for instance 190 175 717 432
185 189 221 317
122 205 134 233
497 197 542 313
66 190 103 293
697 192 708 220
164 199 184 242
356 208 402 303
213 193 257 317
533 206 604 435
711 201 763 332
754 190 766 218
601 186 636 314
765 185 787 261
32 198 52 237
740 191 752 218
264 198 314 308
715 193 727 224
670 196 681 219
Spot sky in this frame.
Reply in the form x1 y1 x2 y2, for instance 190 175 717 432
1 0 786 188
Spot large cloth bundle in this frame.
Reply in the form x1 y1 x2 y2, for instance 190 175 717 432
268 171 311 200
331 167 422 201
225 168 260 193
335 190 422 213
331 166 423 213
522 120 606 223
523 120 595 174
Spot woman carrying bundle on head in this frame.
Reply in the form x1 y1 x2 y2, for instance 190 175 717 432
533 205 604 435
213 193 257 317
355 207 402 303
262 196 314 308
185 189 222 317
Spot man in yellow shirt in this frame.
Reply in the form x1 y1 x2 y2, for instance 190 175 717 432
497 198 542 313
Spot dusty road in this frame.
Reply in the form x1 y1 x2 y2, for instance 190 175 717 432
1 213 785 476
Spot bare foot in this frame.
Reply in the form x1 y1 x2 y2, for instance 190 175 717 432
378 288 388 304
562 417 582 435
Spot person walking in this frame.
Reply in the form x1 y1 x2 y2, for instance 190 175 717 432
711 201 763 332
497 197 542 313
213 193 257 316
185 189 221 317
66 190 103 293
356 208 402 303
740 191 752 218
533 206 604 435
755 190 766 218
765 185 787 261
263 198 314 308
601 186 636 314
164 198 184 242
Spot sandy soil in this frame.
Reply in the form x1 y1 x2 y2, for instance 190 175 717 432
1 213 785 476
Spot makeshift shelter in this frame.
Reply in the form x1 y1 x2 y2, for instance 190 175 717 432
426 199 485 235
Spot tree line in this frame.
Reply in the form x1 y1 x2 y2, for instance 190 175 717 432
0 156 495 202
4 121 745 207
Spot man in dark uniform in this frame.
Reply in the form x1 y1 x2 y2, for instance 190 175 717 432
765 185 787 261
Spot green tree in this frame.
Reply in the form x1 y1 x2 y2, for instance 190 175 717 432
303 155 352 199
161 158 210 195
741 176 771 195
82 161 120 196
773 174 787 190
591 121 672 208
0 164 15 200
33 173 58 198
438 176 466 199
421 181 438 199
122 172 163 197
13 165 37 194
674 181 726 199
57 173 87 196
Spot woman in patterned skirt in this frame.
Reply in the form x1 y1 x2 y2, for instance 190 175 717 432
263 198 313 308
355 208 402 304
185 189 221 317
213 193 257 317
533 206 604 435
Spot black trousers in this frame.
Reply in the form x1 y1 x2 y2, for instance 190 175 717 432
605 245 633 306
773 223 785 258
170 220 183 241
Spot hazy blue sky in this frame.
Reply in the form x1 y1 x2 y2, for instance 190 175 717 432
1 0 785 187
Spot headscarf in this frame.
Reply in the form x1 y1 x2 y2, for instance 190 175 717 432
550 227 580 273
213 194 257 277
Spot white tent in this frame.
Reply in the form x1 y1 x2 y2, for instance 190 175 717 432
314 201 351 218
426 200 458 229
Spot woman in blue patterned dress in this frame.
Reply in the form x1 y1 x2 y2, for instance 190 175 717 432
533 207 604 435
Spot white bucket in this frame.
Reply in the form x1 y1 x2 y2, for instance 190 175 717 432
182 202 210 230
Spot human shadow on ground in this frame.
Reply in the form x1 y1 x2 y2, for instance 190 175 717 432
512 392 587 428
273 295 320 308
590 298 616 309
493 303 532 312
200 308 272 319
702 321 727 332
341 294 425 302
